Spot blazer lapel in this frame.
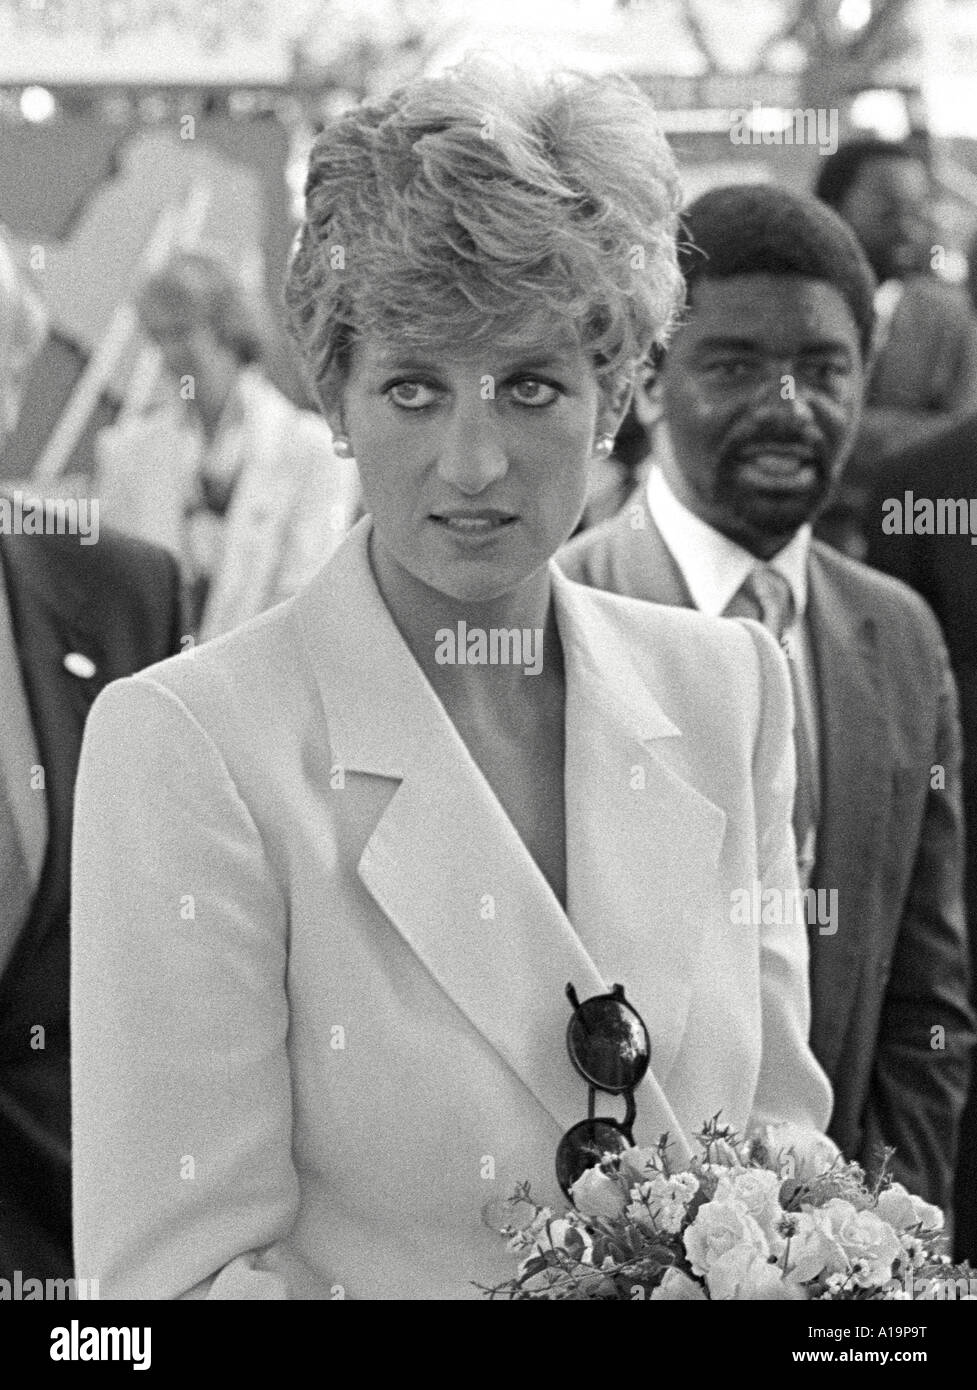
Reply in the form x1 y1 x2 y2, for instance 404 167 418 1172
806 549 890 1075
295 523 712 1161
556 566 728 1096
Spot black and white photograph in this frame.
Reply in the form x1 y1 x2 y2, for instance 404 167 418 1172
1 0 976 1359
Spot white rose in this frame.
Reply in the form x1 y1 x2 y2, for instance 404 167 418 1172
876 1183 944 1234
570 1167 628 1221
649 1267 707 1300
786 1208 849 1284
684 1200 769 1278
713 1168 785 1245
821 1199 902 1288
707 1245 804 1300
760 1123 841 1182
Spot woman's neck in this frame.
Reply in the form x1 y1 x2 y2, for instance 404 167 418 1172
367 529 563 707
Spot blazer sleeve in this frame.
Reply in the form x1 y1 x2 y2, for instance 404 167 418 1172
739 621 834 1137
71 674 310 1299
859 636 976 1205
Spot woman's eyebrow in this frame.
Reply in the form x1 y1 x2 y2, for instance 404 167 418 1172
369 355 441 373
366 353 572 376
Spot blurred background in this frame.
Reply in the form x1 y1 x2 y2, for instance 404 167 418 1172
2 0 977 487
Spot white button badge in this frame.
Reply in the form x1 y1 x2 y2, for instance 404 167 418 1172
63 652 97 679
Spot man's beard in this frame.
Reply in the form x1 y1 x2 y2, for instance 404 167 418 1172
713 428 833 540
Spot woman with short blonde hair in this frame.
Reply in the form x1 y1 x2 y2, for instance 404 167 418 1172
72 59 830 1300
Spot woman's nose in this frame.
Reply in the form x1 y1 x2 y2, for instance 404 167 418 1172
435 409 509 494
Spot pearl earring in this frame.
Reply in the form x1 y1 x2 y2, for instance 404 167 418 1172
333 435 351 458
594 434 614 458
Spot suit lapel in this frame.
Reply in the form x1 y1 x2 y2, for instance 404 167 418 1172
294 523 722 1161
558 566 728 1093
805 548 889 1075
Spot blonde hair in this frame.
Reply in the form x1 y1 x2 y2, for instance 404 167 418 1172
285 57 683 408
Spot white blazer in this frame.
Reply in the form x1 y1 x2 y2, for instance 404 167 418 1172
70 518 831 1300
94 371 361 640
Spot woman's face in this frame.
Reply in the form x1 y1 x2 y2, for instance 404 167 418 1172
334 334 622 603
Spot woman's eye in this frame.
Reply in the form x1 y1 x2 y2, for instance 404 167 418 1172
386 381 438 409
510 378 559 407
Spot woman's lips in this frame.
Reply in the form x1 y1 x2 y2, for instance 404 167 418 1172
430 512 518 534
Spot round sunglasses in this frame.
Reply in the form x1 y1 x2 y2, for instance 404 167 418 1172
555 981 651 1199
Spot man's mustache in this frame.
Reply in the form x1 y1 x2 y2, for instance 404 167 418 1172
720 421 826 468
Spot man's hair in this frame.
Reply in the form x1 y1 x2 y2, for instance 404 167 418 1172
814 137 925 213
136 250 268 365
676 184 876 359
284 56 684 410
0 233 49 373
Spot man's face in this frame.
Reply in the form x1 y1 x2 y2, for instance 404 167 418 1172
659 273 864 558
839 155 932 281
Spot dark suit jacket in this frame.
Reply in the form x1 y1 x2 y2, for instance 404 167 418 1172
0 522 182 1280
559 496 975 1207
867 418 977 1252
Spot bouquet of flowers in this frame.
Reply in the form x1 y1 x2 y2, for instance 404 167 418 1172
483 1117 974 1300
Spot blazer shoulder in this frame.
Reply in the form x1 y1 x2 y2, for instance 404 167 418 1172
2 522 179 638
126 594 309 735
812 541 947 649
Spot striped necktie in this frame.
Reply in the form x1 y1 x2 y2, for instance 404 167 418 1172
724 567 819 887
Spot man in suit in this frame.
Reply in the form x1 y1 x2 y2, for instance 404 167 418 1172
0 237 183 1281
559 184 975 1209
867 423 977 1257
813 139 977 557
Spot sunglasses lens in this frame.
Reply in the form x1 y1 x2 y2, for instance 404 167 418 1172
556 1119 629 1198
567 996 650 1092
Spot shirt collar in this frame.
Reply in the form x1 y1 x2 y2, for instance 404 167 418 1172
645 427 811 619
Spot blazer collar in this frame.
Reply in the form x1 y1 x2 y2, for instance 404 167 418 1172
293 520 730 1163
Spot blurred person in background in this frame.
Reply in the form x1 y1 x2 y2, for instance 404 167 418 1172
814 139 977 556
96 250 360 641
0 235 182 1282
559 184 974 1211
